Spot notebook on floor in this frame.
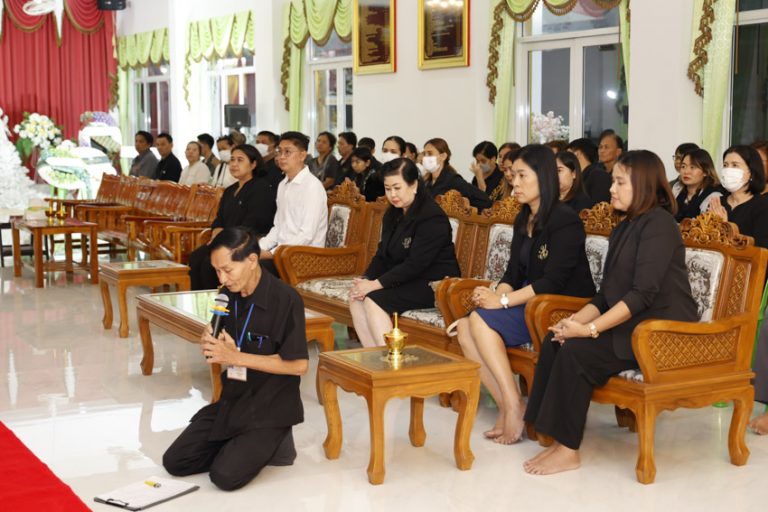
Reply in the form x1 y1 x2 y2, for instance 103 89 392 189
94 476 199 511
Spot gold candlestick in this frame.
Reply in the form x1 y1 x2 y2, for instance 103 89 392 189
383 313 408 363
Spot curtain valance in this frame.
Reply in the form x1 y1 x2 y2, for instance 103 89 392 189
117 28 169 70
0 0 105 43
502 0 622 22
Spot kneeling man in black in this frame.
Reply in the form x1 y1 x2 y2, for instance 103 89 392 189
163 227 309 490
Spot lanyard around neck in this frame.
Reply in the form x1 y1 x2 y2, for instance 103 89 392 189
233 300 255 349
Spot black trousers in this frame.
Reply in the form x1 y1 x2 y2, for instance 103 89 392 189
523 333 636 450
188 244 219 291
163 407 290 491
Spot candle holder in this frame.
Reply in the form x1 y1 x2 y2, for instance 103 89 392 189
383 313 408 364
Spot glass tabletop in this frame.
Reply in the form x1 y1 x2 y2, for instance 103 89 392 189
142 290 217 322
338 346 456 372
102 260 188 271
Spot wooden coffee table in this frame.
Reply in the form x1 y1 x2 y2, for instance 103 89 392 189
135 290 335 402
11 217 98 288
318 345 480 485
99 260 191 338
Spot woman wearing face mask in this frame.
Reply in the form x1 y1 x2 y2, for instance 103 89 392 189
709 145 768 248
456 144 595 445
348 158 461 347
555 151 593 213
674 149 722 222
381 135 405 164
212 135 237 188
422 138 493 210
338 146 385 201
311 131 341 190
179 141 212 186
470 141 505 202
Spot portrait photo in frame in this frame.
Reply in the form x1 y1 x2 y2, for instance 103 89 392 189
418 0 470 70
353 0 397 74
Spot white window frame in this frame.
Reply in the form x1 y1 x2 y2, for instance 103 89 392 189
129 65 170 136
515 25 621 143
206 57 257 136
305 42 353 144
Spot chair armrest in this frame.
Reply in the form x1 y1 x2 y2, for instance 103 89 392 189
274 244 366 285
526 294 591 352
74 204 134 228
631 313 756 384
123 216 173 242
164 226 211 263
440 278 493 327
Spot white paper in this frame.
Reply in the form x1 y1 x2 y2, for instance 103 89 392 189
95 476 198 510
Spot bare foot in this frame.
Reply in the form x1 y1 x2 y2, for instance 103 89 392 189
524 444 580 475
749 413 768 435
523 443 558 470
493 402 525 445
484 412 505 439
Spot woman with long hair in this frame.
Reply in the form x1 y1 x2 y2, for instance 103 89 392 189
422 137 492 210
674 148 722 221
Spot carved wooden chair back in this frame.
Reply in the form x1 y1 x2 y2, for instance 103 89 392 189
95 174 120 202
183 184 223 222
159 183 193 218
115 175 140 206
325 180 366 248
132 179 159 212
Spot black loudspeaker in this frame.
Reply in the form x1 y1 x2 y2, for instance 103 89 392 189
98 0 126 10
224 105 250 129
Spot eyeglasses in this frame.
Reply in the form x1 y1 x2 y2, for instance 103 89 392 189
275 149 298 158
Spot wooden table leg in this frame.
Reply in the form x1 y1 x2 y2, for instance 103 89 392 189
366 391 387 485
314 325 335 405
176 276 191 291
138 311 154 375
12 226 21 277
409 397 426 447
33 230 43 288
89 227 99 284
320 373 343 460
453 379 480 471
100 280 113 329
117 282 130 338
64 233 73 272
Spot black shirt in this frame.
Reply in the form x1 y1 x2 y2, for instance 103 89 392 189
211 176 277 236
564 190 595 214
339 168 385 202
723 192 768 248
262 158 284 193
154 153 182 182
425 169 492 210
675 185 722 222
193 271 308 440
581 162 612 204
472 166 505 202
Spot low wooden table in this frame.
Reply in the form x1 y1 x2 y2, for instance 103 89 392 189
135 290 335 402
12 217 98 288
100 260 191 338
318 345 480 485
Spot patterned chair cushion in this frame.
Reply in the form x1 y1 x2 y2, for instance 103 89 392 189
618 369 644 383
401 308 445 329
684 248 724 321
325 205 351 248
585 235 610 290
449 217 460 244
484 223 514 281
296 276 356 304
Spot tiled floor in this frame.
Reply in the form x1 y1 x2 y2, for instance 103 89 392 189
1 261 768 511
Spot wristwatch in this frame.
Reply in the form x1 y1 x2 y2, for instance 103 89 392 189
588 323 599 339
500 293 509 309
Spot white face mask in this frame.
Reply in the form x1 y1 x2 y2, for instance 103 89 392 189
219 150 231 162
721 167 746 193
422 155 439 172
380 151 399 164
255 143 270 157
479 163 491 174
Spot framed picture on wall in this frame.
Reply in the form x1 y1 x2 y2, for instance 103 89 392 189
418 0 470 70
353 0 397 74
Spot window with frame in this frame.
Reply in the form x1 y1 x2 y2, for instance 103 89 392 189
131 64 170 138
307 31 353 145
519 1 627 145
208 51 257 139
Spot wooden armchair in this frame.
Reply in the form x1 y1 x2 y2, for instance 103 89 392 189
45 173 122 217
525 212 768 483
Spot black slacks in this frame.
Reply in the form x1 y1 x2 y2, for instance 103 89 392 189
523 333 636 450
188 244 219 291
163 407 290 491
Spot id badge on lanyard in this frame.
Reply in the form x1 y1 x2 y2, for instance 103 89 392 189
227 301 254 382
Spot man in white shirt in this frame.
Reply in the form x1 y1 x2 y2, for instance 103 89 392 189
259 131 328 277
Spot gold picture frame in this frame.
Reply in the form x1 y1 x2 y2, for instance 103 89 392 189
353 0 397 75
418 0 470 70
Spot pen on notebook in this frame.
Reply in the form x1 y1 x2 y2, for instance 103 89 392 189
144 480 161 488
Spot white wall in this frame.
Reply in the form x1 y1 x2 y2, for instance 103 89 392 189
628 0 702 178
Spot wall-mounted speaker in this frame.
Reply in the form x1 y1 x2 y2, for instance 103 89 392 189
97 0 126 10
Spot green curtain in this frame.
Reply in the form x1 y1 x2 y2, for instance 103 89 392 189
117 28 169 69
619 0 630 97
491 4 516 146
688 0 736 156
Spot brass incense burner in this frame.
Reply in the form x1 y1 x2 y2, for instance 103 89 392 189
383 313 408 363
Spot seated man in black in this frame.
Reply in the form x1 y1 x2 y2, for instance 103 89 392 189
163 228 309 491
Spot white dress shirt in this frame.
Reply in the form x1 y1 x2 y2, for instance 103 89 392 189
211 161 237 188
179 161 212 186
259 166 328 252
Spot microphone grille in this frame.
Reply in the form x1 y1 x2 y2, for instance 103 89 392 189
214 293 229 308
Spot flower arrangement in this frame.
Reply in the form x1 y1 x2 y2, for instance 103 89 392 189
13 112 63 162
530 111 569 143
0 107 40 210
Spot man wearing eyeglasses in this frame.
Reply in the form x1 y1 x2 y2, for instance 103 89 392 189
258 131 328 277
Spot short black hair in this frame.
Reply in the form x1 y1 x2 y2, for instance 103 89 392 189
723 144 766 195
473 141 498 159
358 137 375 150
157 132 173 143
197 133 215 149
135 131 153 145
232 144 265 176
566 138 598 164
216 135 234 146
599 129 624 150
338 132 357 147
279 131 310 151
318 131 337 148
351 146 373 162
257 130 279 145
209 227 261 260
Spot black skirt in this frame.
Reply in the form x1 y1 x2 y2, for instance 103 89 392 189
365 279 436 314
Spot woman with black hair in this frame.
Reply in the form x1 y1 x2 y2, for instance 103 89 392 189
337 146 385 201
311 131 340 189
348 158 461 347
456 144 595 445
709 144 768 248
336 131 357 177
381 135 406 164
555 151 593 213
188 144 278 290
422 137 492 210
674 148 722 221
471 141 505 202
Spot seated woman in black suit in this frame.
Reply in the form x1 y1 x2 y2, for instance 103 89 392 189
555 151 594 213
709 144 768 248
422 137 493 210
674 148 722 221
523 150 698 476
188 145 278 290
348 158 461 347
456 144 595 445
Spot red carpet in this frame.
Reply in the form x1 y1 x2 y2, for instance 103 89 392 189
0 422 90 511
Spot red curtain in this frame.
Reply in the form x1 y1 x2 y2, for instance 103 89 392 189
0 0 116 140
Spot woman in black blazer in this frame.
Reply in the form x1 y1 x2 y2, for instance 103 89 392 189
523 150 698 476
456 145 595 445
348 158 460 347
422 137 493 210
556 151 595 213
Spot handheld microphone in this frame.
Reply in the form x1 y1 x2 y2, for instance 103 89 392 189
210 293 230 339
